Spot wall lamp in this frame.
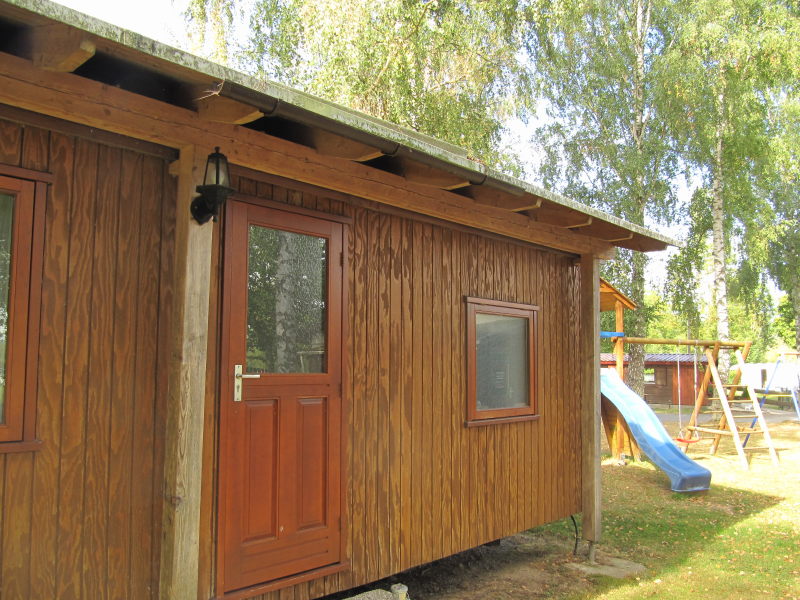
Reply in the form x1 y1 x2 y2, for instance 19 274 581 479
191 147 234 224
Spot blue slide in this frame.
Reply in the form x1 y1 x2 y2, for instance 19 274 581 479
600 369 711 493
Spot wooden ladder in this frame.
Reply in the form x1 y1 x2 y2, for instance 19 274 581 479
683 342 779 468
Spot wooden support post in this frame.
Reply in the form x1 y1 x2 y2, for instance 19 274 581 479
614 300 625 378
580 254 601 546
159 146 215 600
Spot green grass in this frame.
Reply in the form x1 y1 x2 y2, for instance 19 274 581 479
530 420 800 600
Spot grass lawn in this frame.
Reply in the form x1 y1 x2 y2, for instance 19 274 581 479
532 418 800 600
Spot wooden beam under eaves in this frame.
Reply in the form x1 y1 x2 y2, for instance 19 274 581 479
30 23 96 72
566 216 593 229
195 94 263 125
530 204 605 229
396 157 471 190
304 128 385 161
467 186 542 211
604 233 634 243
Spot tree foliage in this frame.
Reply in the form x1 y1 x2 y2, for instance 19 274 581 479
526 0 680 394
186 0 532 171
765 96 800 350
664 0 800 350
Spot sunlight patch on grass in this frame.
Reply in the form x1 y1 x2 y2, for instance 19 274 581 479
530 420 800 600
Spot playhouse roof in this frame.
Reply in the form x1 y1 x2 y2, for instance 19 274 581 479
601 353 708 364
0 0 677 255
599 278 637 312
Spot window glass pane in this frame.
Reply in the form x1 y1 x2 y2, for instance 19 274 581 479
475 313 529 411
246 225 328 374
644 368 655 384
0 192 13 423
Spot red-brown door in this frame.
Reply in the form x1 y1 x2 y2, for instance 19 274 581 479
218 200 344 594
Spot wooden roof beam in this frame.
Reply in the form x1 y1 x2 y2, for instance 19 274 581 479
30 23 96 72
466 186 542 212
530 204 608 230
566 216 593 229
396 157 471 190
194 92 264 125
604 233 634 243
303 128 385 162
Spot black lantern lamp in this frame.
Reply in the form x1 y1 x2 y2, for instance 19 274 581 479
191 147 234 224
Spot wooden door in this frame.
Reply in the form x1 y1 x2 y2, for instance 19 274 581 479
219 200 344 593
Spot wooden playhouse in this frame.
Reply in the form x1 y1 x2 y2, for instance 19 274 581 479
0 1 672 598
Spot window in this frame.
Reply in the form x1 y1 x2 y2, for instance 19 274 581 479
466 297 538 425
0 174 43 449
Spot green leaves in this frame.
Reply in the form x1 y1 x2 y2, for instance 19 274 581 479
188 0 532 171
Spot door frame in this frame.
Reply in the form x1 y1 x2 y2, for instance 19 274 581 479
216 193 351 598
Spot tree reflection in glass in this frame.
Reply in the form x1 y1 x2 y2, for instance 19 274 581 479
246 225 327 374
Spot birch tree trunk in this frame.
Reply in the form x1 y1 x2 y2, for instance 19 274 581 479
791 280 800 352
711 76 731 377
624 0 651 397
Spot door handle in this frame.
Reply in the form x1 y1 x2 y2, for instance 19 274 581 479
234 364 261 402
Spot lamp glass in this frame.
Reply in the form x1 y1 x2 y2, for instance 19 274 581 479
204 147 231 187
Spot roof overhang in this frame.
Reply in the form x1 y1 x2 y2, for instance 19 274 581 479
0 0 677 254
599 278 637 312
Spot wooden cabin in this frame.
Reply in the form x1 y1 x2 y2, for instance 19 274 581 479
601 353 708 406
0 1 672 598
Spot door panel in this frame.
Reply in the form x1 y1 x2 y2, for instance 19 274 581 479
219 200 344 593
243 399 278 542
296 397 328 530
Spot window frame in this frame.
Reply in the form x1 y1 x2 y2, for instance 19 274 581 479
466 296 539 426
0 171 45 451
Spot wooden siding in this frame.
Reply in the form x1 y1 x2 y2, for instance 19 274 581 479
0 116 175 599
202 171 584 599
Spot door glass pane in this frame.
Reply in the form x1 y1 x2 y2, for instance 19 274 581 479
475 313 529 410
0 193 13 423
246 225 328 374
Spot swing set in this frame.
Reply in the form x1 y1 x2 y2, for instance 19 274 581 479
610 335 779 469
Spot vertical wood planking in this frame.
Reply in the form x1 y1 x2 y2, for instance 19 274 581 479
388 215 402 572
81 144 121 600
56 136 98 599
410 221 423 564
399 217 413 570
133 155 165 598
377 213 391 575
420 223 433 562
0 117 175 599
153 164 175 599
107 150 144 599
430 226 443 558
350 205 367 586
29 130 71 599
451 231 465 552
440 228 453 556
368 207 381 581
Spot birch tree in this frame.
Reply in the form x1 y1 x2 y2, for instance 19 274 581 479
526 0 679 395
666 0 800 351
